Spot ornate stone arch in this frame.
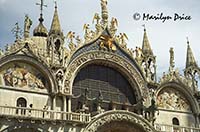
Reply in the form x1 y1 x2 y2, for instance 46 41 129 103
82 110 156 132
156 82 199 114
0 54 57 94
64 50 150 104
1 124 43 132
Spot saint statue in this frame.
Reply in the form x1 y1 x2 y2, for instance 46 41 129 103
24 15 32 38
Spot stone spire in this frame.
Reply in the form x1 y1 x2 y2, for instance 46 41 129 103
100 0 108 25
142 26 153 56
184 38 199 92
169 47 175 72
33 0 48 37
186 39 197 69
140 25 156 83
49 1 63 36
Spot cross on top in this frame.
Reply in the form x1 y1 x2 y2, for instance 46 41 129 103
142 24 146 31
54 0 57 8
36 0 47 15
186 37 189 44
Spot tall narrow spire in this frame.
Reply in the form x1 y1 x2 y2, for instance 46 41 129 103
140 25 156 82
142 25 153 56
33 0 48 37
186 39 197 69
49 1 62 35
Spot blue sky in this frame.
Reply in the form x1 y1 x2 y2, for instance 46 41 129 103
0 0 200 77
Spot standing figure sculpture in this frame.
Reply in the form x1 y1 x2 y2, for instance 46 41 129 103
93 13 101 25
101 0 108 24
119 33 128 48
56 70 64 93
93 13 102 35
66 31 76 51
109 17 118 36
24 15 32 39
83 24 94 42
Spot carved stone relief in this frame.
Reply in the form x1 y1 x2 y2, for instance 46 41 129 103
157 88 191 111
82 110 156 132
0 62 46 90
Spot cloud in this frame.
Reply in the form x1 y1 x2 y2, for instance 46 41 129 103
0 0 200 77
0 0 6 9
0 0 6 4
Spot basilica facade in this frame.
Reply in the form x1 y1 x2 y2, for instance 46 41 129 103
0 0 200 132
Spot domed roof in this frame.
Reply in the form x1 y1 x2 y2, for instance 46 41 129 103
33 15 48 37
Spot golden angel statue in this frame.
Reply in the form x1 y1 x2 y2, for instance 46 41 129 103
110 17 118 28
66 31 75 43
110 17 118 36
66 31 76 51
93 13 101 24
75 35 83 47
119 33 128 48
83 24 94 42
93 13 102 35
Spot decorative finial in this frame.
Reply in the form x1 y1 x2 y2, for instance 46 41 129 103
186 37 189 45
11 22 22 41
54 0 57 9
36 0 47 23
142 24 146 31
169 47 175 72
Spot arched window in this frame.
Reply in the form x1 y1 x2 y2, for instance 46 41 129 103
72 64 137 114
55 39 61 51
172 117 180 125
16 97 27 115
172 117 180 132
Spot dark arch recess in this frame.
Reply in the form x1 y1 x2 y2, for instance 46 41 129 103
98 121 145 132
72 63 138 113
0 54 57 94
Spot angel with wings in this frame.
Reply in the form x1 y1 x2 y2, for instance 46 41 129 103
66 31 75 43
93 13 101 24
93 13 102 34
66 31 76 51
92 13 102 35
110 17 118 36
119 33 128 48
110 17 118 29
83 24 90 33
83 24 94 42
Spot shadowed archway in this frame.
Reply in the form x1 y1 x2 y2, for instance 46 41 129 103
98 121 145 132
72 64 137 113
82 110 156 132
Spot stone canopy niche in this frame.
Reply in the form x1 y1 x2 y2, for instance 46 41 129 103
0 62 48 92
98 121 145 132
